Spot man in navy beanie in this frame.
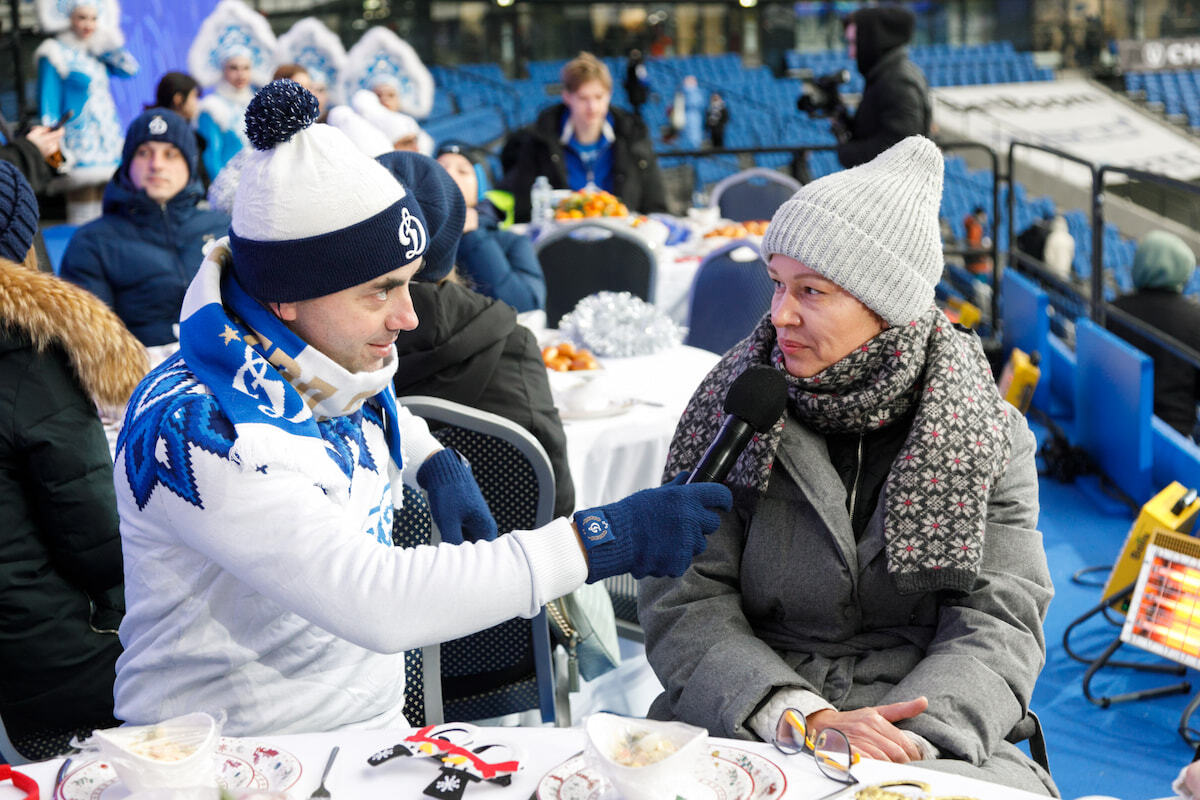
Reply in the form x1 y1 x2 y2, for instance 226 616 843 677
112 82 731 736
60 108 229 349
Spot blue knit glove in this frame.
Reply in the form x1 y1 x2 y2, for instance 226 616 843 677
416 448 498 544
574 473 732 583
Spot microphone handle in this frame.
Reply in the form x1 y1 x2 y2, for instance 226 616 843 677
687 417 755 484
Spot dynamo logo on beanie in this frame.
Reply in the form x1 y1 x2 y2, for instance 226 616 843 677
398 206 426 261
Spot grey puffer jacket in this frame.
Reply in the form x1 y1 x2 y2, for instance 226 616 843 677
639 408 1056 796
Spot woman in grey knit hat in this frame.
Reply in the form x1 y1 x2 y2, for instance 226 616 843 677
641 136 1056 796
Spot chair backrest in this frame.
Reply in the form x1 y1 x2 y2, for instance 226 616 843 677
0 712 28 766
709 167 802 223
40 224 77 274
684 239 773 355
399 395 560 724
534 220 657 327
392 484 443 726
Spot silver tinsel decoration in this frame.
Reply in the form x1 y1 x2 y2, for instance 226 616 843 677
558 291 684 357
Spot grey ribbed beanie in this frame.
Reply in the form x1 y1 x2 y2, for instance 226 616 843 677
761 135 944 326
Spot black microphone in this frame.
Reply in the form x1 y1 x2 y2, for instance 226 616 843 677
687 365 788 484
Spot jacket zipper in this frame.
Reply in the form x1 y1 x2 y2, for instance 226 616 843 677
848 433 865 531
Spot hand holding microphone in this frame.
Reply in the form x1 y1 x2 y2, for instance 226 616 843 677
688 364 788 485
575 365 787 583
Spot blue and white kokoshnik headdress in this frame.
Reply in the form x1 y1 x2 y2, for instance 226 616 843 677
274 16 347 104
343 26 434 119
35 0 120 34
187 0 278 89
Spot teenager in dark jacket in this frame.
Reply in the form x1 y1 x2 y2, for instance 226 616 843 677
379 150 575 517
60 108 230 347
1108 230 1200 438
836 5 931 168
0 162 147 758
499 52 666 222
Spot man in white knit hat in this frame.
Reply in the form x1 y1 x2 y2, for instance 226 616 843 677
112 80 732 736
644 136 1056 795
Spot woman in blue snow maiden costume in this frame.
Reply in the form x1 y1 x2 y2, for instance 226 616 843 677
187 0 277 182
35 0 137 224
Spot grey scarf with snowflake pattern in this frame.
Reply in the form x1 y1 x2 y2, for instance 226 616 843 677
663 305 1012 594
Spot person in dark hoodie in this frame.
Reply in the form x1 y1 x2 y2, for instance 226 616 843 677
59 108 231 350
498 51 666 223
835 5 931 168
0 161 148 759
378 150 576 518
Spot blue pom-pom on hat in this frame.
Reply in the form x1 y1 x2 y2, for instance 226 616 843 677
244 79 320 151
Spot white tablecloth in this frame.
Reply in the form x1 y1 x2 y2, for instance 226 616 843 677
9 726 1052 800
552 344 721 510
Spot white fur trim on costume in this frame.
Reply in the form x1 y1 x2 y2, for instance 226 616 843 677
197 85 251 132
350 89 421 146
188 0 278 89
274 17 347 105
34 37 72 78
325 106 393 158
36 0 120 35
342 27 434 119
230 125 406 241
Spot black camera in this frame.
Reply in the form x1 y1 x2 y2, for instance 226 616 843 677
796 69 850 118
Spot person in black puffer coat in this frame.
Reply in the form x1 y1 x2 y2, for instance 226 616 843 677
0 162 148 759
60 108 230 349
498 52 666 223
836 6 931 169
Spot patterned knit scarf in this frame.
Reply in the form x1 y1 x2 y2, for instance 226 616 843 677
663 306 1012 594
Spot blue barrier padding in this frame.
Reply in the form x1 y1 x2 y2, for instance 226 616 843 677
1074 319 1154 504
1047 331 1075 424
1151 416 1200 492
1001 269 1052 410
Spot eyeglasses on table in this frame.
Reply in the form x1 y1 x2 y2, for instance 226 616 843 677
773 707 861 800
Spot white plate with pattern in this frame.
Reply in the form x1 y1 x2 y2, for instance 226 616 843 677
534 744 787 800
56 738 303 799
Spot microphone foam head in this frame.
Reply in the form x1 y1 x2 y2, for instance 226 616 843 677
724 365 788 433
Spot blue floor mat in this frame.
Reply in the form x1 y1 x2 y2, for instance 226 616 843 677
1033 422 1196 799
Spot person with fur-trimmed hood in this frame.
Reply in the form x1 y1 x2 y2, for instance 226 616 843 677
835 5 931 168
0 161 148 759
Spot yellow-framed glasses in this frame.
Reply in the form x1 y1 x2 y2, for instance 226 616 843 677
773 708 861 799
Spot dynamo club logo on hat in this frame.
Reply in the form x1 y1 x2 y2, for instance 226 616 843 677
148 115 168 135
398 200 426 261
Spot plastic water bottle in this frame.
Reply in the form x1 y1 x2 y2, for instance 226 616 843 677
530 175 552 225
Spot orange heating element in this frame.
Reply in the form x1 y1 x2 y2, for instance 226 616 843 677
1122 546 1200 669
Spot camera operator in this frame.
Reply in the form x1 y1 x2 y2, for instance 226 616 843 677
834 5 931 169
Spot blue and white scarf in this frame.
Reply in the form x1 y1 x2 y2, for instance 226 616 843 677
178 239 406 472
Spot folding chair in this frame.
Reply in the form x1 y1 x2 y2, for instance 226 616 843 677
684 239 773 355
399 396 562 725
534 220 657 327
709 167 802 223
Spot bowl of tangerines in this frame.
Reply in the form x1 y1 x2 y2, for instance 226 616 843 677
541 341 600 372
553 189 629 221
